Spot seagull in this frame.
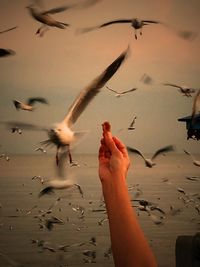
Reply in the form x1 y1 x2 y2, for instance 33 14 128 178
106 86 137 97
77 18 160 39
163 83 196 97
0 48 15 57
9 49 128 165
128 116 137 130
27 0 102 36
13 97 48 111
127 145 175 168
39 48 129 165
183 149 200 167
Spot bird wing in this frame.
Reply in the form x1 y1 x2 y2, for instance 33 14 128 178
183 149 195 161
142 20 160 24
13 100 22 110
42 5 73 15
99 19 133 28
27 97 48 105
63 48 129 127
152 145 175 160
121 88 137 94
0 26 17 34
126 146 146 160
129 116 137 127
191 89 200 124
43 0 102 15
76 19 132 34
106 86 119 94
163 83 182 89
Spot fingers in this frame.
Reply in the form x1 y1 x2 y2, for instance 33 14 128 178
112 136 129 158
102 122 119 154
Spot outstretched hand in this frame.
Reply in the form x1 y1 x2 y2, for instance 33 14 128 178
98 121 130 183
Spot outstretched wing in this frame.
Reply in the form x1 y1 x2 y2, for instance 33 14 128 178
43 0 102 15
0 48 15 57
77 19 132 34
106 86 119 94
163 83 182 89
42 5 73 15
152 145 175 160
63 47 129 127
142 20 160 24
99 19 133 28
126 146 146 160
27 97 48 105
121 88 137 94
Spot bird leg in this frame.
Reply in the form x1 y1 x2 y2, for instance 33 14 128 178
36 24 48 37
67 145 78 166
56 145 60 166
134 30 138 39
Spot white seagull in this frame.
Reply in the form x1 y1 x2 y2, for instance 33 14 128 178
163 83 196 97
183 150 200 167
77 18 160 39
13 97 48 111
8 48 129 165
127 145 175 168
106 86 137 97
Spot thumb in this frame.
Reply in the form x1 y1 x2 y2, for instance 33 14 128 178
102 122 118 154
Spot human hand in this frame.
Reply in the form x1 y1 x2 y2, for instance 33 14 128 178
98 121 130 183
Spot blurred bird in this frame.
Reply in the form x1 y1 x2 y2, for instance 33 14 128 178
35 147 47 153
11 126 22 134
27 0 102 36
77 18 160 39
127 145 175 168
128 116 137 130
183 149 200 167
163 83 196 97
40 48 129 165
140 73 154 85
106 86 137 97
13 97 48 111
0 26 17 34
0 48 15 57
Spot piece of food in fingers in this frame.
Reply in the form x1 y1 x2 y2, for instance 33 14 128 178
102 121 111 132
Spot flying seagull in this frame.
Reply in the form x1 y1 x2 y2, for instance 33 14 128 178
27 0 102 36
77 18 160 39
183 149 200 167
8 48 129 165
13 97 48 111
127 145 175 168
128 116 137 130
163 83 196 97
106 85 137 97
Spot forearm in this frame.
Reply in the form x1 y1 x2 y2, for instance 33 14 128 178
102 175 157 267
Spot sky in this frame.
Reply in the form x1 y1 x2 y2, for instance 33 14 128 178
0 0 200 155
